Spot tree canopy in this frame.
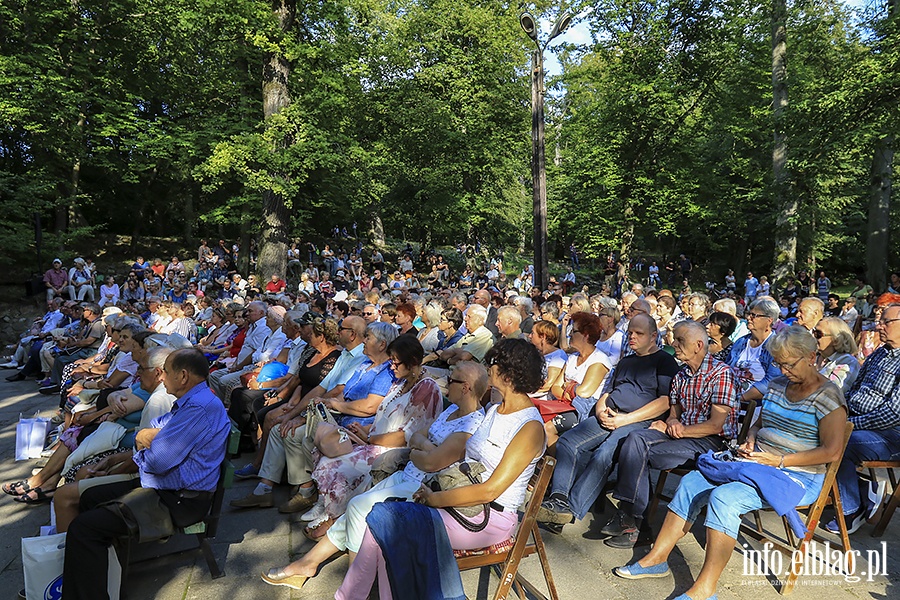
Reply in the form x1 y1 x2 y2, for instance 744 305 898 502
1 0 896 284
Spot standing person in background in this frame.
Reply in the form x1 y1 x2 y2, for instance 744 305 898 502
743 272 759 306
817 270 832 302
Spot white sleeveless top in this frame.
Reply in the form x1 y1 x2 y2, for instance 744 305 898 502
465 403 544 511
403 404 484 481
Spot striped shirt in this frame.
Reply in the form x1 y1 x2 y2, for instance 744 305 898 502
756 376 845 474
846 345 900 430
670 354 740 439
133 382 230 492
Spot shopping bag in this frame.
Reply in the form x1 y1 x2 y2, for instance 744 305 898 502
22 532 121 600
16 413 50 461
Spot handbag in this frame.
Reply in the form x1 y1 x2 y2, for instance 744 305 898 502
422 460 491 532
22 532 120 600
370 448 411 484
302 400 339 454
16 413 50 461
532 379 577 423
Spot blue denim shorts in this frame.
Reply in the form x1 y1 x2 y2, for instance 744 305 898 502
669 469 825 539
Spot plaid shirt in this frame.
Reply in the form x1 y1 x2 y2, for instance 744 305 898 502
671 354 741 439
846 345 900 431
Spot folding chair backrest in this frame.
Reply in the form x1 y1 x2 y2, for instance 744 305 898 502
736 398 757 445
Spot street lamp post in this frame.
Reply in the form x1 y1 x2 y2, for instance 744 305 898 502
520 12 571 293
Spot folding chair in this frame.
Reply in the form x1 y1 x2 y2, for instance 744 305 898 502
455 456 559 600
858 460 900 537
647 399 757 522
739 421 854 595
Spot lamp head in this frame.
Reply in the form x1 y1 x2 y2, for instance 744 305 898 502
549 12 572 41
520 13 538 41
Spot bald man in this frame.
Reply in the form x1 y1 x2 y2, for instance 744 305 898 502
603 320 740 548
538 313 679 533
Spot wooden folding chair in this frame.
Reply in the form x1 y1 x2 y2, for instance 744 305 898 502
456 455 559 600
647 399 757 522
739 421 854 595
858 460 900 537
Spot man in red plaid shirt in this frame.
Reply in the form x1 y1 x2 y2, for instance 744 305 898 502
602 320 740 548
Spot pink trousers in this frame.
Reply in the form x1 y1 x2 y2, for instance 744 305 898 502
334 508 518 600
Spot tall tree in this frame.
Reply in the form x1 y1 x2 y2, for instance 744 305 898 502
257 0 296 280
770 0 794 285
866 0 898 291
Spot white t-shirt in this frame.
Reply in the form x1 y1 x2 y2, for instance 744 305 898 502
564 349 612 400
403 404 484 481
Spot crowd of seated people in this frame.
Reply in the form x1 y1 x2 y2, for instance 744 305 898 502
3 240 900 600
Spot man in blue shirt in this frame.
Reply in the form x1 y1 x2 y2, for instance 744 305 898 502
62 349 230 600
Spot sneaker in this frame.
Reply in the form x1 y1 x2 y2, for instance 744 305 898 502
600 509 631 537
234 464 260 480
0 361 19 369
279 491 319 514
867 479 887 520
6 372 26 382
604 524 652 549
39 385 60 395
300 500 326 522
229 490 273 509
613 561 671 579
536 497 574 525
38 378 53 387
824 507 866 535
539 521 565 535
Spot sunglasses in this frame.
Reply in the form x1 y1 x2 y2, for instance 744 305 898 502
812 329 830 339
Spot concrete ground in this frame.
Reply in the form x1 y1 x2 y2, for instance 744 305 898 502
1 374 898 599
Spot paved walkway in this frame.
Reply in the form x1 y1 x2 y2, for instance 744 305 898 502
1 375 897 599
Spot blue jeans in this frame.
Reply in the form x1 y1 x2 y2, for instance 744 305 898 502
669 469 824 539
612 428 724 519
551 416 650 519
836 428 900 515
339 415 375 428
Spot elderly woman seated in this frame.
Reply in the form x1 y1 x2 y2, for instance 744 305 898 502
301 335 441 539
613 326 847 600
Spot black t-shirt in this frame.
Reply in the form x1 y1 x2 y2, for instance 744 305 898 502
371 276 387 289
606 350 680 415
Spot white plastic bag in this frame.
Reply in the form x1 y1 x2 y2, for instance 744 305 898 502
22 532 121 600
16 413 50 461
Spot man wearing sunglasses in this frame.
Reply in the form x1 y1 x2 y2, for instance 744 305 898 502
829 303 900 534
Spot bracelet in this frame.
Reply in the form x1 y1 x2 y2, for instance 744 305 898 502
778 455 785 469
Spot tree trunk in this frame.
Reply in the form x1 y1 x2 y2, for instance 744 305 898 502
239 220 252 276
867 136 893 291
370 212 385 246
770 0 795 288
619 196 635 271
256 0 296 281
867 1 897 292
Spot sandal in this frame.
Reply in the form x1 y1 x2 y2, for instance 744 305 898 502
3 480 32 496
261 568 309 590
303 517 334 542
13 487 53 505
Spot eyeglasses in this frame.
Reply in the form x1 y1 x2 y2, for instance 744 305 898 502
362 312 376 317
746 312 770 320
877 318 900 327
339 326 354 332
774 357 805 372
812 329 831 340
448 378 466 386
571 329 582 335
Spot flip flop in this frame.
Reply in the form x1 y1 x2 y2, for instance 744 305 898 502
261 568 309 590
3 480 31 496
13 487 53 505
